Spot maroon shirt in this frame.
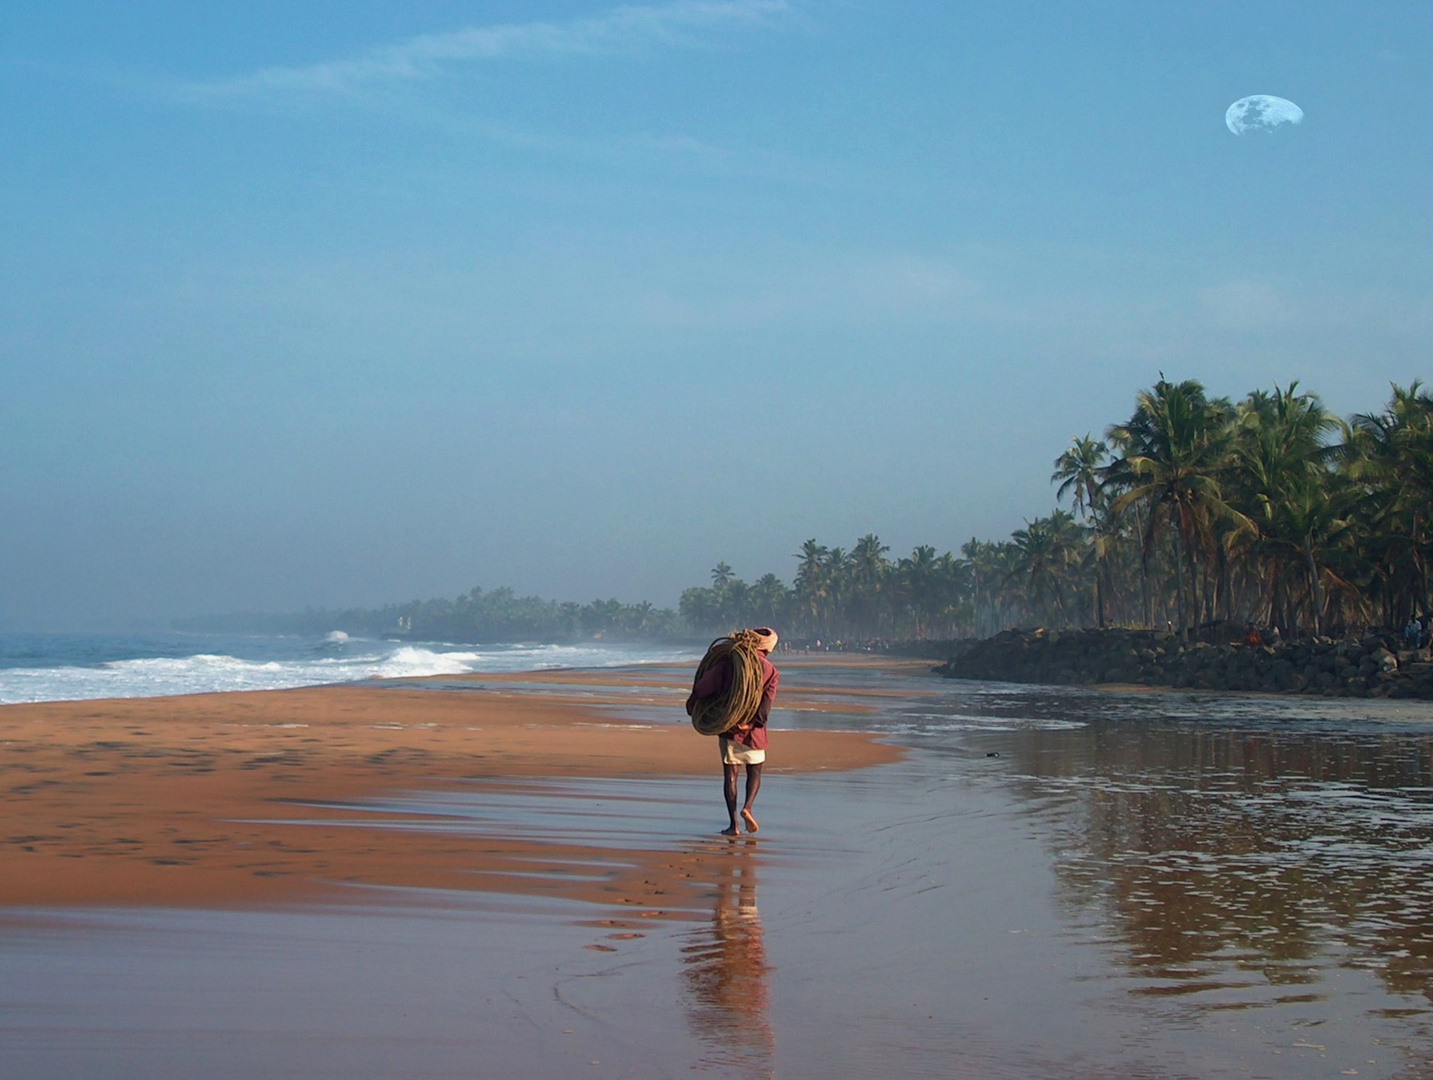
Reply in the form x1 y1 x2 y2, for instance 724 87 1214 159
685 652 780 750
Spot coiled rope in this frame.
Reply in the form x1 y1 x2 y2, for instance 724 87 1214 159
689 630 767 737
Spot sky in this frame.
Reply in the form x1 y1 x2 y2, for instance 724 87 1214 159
1 1 1430 630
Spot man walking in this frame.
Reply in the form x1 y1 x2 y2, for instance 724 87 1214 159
686 628 780 835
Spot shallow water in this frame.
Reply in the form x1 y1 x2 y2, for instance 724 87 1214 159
5 669 1433 1078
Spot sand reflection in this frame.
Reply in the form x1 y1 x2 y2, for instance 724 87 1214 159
680 839 775 1075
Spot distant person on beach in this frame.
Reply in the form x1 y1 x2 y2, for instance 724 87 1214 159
686 628 780 836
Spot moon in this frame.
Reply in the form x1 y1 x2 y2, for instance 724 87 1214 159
1226 95 1304 135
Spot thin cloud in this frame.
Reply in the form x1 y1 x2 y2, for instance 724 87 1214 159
182 0 791 101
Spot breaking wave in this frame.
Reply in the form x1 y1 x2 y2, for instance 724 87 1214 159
0 637 699 705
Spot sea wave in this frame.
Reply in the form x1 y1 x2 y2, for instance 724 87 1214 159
0 639 699 705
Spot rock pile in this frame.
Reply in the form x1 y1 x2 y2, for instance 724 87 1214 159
936 627 1433 699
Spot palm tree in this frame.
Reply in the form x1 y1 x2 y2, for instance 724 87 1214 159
1347 382 1433 624
625 601 656 634
1265 474 1356 635
1052 435 1108 520
931 551 972 636
1102 432 1153 627
963 537 1016 634
1230 383 1340 630
823 547 853 636
898 545 940 637
751 573 790 628
1008 512 1085 626
679 587 722 633
851 533 891 637
1053 434 1111 624
1107 378 1250 637
793 539 830 638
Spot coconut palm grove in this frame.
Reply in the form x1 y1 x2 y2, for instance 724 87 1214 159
680 377 1433 642
186 378 1433 646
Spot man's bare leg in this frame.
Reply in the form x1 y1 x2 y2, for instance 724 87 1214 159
722 763 741 834
740 763 762 832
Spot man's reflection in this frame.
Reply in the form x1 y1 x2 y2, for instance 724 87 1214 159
680 839 774 1074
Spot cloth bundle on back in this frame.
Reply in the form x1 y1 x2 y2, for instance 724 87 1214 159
688 629 771 736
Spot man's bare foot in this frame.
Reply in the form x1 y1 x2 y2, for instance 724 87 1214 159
721 825 740 836
740 809 759 833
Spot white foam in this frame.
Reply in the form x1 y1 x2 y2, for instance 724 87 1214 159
0 640 699 704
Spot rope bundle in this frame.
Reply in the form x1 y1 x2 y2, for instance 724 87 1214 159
689 630 767 737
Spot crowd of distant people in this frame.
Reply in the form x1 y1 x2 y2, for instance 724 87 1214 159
779 638 895 654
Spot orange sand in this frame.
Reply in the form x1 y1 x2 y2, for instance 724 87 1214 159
0 667 902 911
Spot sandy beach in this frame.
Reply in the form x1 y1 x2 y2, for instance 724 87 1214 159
0 658 904 910
8 657 1433 1079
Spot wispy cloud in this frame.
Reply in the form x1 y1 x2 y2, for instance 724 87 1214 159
182 0 791 101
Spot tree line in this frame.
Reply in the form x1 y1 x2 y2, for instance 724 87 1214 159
682 379 1433 642
181 378 1432 646
175 586 687 642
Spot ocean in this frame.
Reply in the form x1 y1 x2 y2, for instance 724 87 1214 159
0 631 701 705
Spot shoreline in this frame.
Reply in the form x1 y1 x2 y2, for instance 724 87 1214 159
0 659 905 911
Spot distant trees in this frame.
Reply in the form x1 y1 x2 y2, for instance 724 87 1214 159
680 539 974 641
178 586 687 643
184 379 1433 647
684 379 1433 643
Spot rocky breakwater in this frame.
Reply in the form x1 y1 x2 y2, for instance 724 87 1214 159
937 627 1433 699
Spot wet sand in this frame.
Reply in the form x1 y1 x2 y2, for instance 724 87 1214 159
10 658 1433 1078
0 660 901 909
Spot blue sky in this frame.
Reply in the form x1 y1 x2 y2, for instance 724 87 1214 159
1 1 1430 628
